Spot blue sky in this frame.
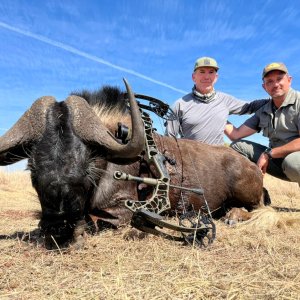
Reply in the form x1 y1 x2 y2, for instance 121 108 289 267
1 0 300 170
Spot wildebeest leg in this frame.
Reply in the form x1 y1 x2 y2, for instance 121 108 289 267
224 187 271 225
224 207 253 225
71 220 87 250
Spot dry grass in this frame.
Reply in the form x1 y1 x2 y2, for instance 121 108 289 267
0 171 300 299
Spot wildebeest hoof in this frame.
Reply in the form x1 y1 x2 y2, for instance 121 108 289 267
123 228 148 241
224 207 252 226
70 233 87 250
224 218 237 226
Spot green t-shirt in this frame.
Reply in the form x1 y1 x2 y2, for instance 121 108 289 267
244 88 300 147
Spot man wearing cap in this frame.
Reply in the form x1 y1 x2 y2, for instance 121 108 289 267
226 62 300 184
165 56 267 145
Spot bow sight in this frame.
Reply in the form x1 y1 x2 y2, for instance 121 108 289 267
114 93 216 247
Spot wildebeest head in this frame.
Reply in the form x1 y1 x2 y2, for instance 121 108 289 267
0 79 145 248
28 101 94 248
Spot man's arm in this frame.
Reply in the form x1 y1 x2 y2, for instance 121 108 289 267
165 119 181 137
165 101 182 138
225 94 269 115
266 136 300 159
225 122 257 141
257 135 300 175
238 99 269 115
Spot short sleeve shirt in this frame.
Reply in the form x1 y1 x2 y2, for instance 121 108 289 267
165 91 267 145
244 88 300 147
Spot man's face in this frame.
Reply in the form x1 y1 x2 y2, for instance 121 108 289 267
262 70 292 99
192 67 218 94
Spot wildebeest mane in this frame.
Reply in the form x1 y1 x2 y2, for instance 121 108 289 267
71 86 132 131
71 86 127 111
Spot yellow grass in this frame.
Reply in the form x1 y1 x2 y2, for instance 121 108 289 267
0 170 300 299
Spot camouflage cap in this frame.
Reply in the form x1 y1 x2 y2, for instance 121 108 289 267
262 62 288 78
194 57 219 71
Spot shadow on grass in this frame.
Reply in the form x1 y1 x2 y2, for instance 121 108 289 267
0 228 43 244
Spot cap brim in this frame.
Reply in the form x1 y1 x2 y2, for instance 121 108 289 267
194 66 219 71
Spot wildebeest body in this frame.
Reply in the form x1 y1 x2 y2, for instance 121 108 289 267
89 135 264 224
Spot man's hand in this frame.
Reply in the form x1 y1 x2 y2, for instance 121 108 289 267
257 153 269 175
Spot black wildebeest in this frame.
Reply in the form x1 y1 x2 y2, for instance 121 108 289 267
0 79 269 248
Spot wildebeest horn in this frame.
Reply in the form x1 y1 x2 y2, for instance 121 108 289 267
0 97 56 165
65 79 145 160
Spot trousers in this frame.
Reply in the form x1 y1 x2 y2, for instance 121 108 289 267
230 139 300 184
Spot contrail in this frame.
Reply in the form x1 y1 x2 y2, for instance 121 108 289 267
0 21 188 94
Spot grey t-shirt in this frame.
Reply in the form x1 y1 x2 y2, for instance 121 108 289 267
166 91 267 145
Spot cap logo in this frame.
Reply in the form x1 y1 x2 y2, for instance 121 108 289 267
265 63 281 71
204 58 210 66
194 57 219 71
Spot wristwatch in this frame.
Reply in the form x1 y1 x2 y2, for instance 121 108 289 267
264 147 273 159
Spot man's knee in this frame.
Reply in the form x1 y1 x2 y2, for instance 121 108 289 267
230 140 244 153
230 140 238 150
282 152 300 184
230 140 252 158
230 140 267 164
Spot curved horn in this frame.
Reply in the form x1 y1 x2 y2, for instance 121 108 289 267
0 97 56 165
66 79 145 160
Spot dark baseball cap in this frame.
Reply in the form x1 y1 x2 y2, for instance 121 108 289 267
262 62 288 78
